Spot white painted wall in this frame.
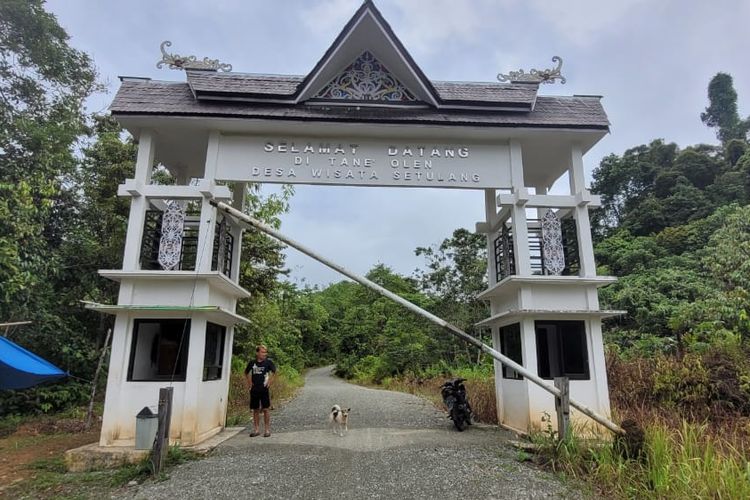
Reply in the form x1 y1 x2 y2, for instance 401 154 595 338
483 142 613 436
99 312 235 446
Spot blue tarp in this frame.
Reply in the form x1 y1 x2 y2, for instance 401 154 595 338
0 336 67 390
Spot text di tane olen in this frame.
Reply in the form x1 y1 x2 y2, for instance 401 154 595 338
258 141 480 184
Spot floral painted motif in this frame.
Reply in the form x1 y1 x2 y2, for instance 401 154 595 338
315 51 416 102
158 201 185 271
541 209 566 275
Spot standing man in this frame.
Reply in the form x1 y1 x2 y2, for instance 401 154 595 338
245 344 276 437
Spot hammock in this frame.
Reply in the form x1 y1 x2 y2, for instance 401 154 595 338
0 336 67 390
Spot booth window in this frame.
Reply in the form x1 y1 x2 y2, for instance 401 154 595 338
203 322 226 381
128 319 190 381
535 320 589 380
500 323 523 380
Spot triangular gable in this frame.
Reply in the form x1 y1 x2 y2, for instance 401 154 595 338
312 51 417 102
296 1 439 106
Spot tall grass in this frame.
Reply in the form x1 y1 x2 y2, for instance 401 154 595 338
531 414 750 498
376 360 750 498
374 365 499 424
644 422 749 499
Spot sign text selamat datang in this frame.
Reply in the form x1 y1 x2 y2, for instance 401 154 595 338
214 136 512 189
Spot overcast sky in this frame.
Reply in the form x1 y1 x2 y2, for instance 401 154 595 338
46 0 750 287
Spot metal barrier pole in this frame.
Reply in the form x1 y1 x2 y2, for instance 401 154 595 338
210 200 624 436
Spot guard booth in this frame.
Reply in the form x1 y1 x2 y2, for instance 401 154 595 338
93 0 619 446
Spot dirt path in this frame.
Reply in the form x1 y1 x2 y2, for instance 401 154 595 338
121 366 587 499
0 424 100 494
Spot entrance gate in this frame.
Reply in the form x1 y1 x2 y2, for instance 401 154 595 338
93 1 622 447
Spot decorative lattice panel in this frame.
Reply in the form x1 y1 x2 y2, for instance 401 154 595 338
541 209 565 275
157 201 185 271
315 51 417 102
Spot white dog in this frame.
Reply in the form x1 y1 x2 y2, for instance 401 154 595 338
328 405 351 437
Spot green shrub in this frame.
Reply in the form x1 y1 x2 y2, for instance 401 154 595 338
652 354 710 408
0 380 90 416
350 355 389 383
0 414 23 436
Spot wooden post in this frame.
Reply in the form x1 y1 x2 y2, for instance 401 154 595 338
554 377 570 440
85 328 112 430
152 387 174 476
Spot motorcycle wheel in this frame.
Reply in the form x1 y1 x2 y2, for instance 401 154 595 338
451 410 467 431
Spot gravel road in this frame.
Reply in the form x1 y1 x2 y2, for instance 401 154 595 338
119 366 588 499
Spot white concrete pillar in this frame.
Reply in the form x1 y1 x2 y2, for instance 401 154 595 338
219 326 236 427
588 318 612 418
490 327 504 424
121 130 156 271
574 206 596 277
534 185 548 219
568 144 586 195
181 316 208 444
509 140 531 275
570 145 596 277
134 130 155 185
99 314 131 446
229 183 246 282
518 317 537 430
196 132 221 273
484 189 498 286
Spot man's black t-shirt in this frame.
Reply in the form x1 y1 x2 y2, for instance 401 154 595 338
244 358 276 391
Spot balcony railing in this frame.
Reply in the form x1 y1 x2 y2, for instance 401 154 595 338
211 217 234 277
493 217 580 282
140 208 234 278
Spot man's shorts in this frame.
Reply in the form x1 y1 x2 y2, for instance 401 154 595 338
250 388 271 410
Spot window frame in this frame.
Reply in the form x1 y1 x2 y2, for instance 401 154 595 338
203 322 226 381
499 323 523 380
535 320 590 381
127 318 191 382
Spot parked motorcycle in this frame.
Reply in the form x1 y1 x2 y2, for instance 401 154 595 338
440 378 473 431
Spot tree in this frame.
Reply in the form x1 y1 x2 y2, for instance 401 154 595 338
701 73 749 144
0 0 98 367
0 0 97 315
591 137 745 238
590 140 678 236
0 2 109 413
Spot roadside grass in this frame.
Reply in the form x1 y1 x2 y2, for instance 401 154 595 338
365 365 499 424
0 403 103 438
372 367 750 498
4 446 202 499
225 361 304 427
530 417 750 499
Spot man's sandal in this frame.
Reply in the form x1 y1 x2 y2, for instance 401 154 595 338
263 431 271 437
249 431 260 437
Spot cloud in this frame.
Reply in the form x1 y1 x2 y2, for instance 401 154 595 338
380 0 497 55
527 0 653 46
299 0 363 38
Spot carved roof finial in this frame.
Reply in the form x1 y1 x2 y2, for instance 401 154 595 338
498 56 566 85
156 41 232 72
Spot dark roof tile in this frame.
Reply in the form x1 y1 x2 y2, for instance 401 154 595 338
110 80 609 129
187 71 301 96
432 81 537 104
186 70 539 106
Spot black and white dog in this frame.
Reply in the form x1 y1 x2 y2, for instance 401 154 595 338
329 405 351 436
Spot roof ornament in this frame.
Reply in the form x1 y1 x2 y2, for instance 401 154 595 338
156 41 232 72
315 51 416 102
497 56 566 85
